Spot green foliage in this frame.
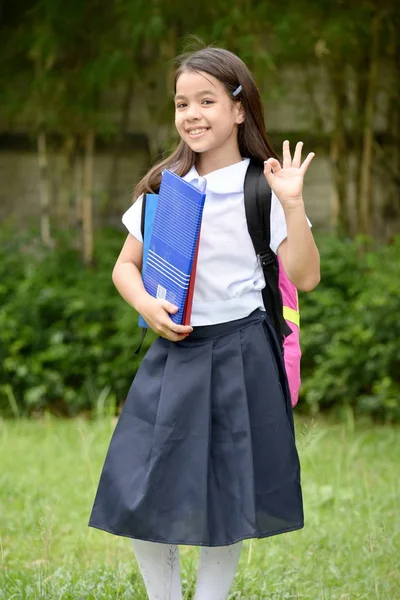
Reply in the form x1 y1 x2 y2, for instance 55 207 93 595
0 228 155 417
299 235 400 422
1 230 400 420
1 418 399 597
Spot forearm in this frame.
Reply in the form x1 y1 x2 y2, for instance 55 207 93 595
281 201 320 291
112 261 150 313
112 259 192 341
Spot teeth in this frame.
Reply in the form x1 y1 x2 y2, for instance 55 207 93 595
189 129 207 135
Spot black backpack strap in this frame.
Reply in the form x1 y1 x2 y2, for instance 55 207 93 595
135 194 148 355
140 193 147 238
244 160 292 348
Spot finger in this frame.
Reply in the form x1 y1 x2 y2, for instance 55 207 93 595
160 331 186 342
264 158 281 173
174 333 190 342
263 160 275 186
160 318 193 335
282 140 291 169
159 300 179 314
171 324 193 334
168 332 188 342
292 141 303 168
300 152 315 175
163 330 190 342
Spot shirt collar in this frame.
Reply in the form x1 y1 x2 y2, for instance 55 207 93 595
182 158 250 195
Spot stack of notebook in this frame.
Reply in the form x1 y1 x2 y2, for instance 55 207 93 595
139 169 206 327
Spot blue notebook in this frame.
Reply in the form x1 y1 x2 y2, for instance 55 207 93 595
139 169 206 327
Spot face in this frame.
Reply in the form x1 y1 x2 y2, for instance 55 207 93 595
174 70 244 157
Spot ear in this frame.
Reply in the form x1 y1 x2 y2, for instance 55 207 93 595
235 102 245 124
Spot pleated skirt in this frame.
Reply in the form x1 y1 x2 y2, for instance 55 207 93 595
89 309 304 546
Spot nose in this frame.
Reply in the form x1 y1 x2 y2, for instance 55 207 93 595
185 103 201 121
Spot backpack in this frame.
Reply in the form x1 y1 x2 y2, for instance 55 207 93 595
243 159 301 407
140 159 302 407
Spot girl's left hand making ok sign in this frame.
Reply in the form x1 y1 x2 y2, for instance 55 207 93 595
263 140 315 210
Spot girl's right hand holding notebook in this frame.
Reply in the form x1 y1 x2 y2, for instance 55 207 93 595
138 296 193 342
112 233 193 343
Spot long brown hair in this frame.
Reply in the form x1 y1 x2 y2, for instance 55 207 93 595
134 46 278 200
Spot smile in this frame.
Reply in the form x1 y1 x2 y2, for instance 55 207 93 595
187 128 209 138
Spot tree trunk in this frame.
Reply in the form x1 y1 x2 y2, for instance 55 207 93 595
73 148 83 251
37 131 53 247
329 67 349 235
303 64 326 136
353 59 367 232
57 135 76 229
358 12 381 235
381 31 400 240
82 130 95 266
107 70 135 208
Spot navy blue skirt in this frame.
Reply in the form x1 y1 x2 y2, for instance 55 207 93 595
89 309 303 546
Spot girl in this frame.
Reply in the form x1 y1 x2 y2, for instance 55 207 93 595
89 46 320 600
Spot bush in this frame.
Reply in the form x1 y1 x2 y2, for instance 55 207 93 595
1 229 399 421
0 228 155 417
299 235 400 422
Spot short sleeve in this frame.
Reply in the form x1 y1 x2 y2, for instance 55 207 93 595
121 195 144 243
269 191 312 254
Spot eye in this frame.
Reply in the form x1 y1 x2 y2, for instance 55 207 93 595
175 102 187 109
202 99 214 105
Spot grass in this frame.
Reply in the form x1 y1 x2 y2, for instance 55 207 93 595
0 415 399 599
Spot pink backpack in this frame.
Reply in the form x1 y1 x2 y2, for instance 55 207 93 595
278 257 301 407
244 160 302 408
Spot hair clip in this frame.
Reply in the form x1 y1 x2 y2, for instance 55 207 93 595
232 84 242 97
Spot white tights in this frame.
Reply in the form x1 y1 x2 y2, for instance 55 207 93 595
132 538 242 600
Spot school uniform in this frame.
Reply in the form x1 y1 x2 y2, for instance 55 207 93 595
89 158 304 547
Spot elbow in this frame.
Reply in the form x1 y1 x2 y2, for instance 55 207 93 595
294 249 321 292
111 262 120 286
296 271 321 292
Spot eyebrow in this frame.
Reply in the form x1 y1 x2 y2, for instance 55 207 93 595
174 89 217 101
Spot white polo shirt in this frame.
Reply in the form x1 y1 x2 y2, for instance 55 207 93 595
122 158 295 326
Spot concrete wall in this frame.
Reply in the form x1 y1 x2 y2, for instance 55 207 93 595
0 149 334 233
2 63 395 235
